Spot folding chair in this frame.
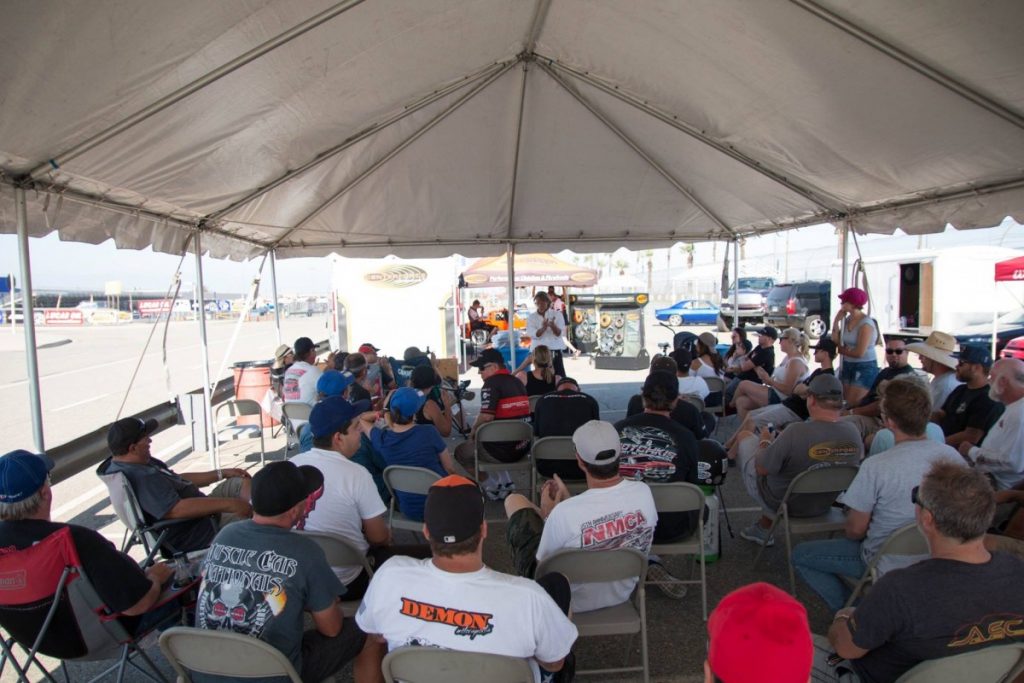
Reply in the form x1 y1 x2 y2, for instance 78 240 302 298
475 420 535 503
531 436 587 501
843 522 928 608
281 402 312 452
297 530 373 612
382 645 535 683
536 548 649 682
703 377 726 418
383 466 442 534
893 642 1024 683
160 626 316 683
752 464 860 594
528 394 542 414
699 439 734 538
96 469 206 563
680 395 705 412
0 527 173 683
648 482 708 620
214 399 266 466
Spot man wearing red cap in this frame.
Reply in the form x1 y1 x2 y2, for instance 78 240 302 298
705 582 813 683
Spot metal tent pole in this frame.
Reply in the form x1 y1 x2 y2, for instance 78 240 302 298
15 186 44 451
193 233 217 468
506 243 517 370
269 249 282 345
841 221 850 289
732 240 740 328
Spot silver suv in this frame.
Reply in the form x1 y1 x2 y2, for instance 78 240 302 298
718 276 774 331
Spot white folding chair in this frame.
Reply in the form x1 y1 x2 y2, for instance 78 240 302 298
281 402 312 452
214 399 265 466
752 464 860 594
843 522 928 608
382 466 442 534
536 548 649 682
703 377 726 417
648 482 708 620
894 642 1024 682
382 645 535 683
160 626 328 683
531 436 587 501
297 530 373 613
680 395 705 412
475 420 535 503
528 394 542 414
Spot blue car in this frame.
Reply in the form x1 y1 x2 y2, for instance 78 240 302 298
654 299 720 326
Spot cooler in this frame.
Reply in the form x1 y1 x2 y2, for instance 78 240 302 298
232 361 277 427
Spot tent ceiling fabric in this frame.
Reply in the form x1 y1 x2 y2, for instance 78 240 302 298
2 0 1023 260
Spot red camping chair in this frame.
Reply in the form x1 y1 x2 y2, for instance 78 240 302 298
0 527 176 683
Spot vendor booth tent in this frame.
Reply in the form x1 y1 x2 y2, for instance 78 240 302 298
2 0 1024 260
462 253 598 288
992 255 1024 356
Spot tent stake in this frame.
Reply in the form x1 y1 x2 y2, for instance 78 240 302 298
15 186 45 452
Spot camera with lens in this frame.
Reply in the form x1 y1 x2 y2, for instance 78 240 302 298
441 378 475 402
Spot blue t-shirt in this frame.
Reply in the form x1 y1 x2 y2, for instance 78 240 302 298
370 425 447 520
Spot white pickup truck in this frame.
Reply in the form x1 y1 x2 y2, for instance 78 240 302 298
717 276 775 331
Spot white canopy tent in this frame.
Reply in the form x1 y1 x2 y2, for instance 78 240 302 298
3 0 1024 451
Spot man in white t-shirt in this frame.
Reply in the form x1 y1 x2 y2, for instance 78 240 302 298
527 292 568 377
960 358 1024 490
283 336 323 406
292 396 430 599
356 475 577 683
505 420 658 613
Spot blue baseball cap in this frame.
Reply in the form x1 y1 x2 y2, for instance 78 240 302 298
0 450 55 503
389 387 427 419
309 396 371 439
317 370 355 398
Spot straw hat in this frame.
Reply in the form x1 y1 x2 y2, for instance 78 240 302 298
906 331 957 369
272 344 293 369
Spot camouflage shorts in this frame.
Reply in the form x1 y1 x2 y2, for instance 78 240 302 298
506 508 545 578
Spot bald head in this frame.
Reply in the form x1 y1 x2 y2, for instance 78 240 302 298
990 358 1024 404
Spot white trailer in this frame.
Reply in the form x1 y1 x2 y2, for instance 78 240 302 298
329 255 461 361
832 246 1024 339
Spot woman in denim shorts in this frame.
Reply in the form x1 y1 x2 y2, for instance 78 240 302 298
831 287 879 406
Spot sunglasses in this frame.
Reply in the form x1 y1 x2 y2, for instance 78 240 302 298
911 485 927 511
885 348 905 355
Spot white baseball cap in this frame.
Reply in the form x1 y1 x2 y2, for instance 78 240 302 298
572 420 621 465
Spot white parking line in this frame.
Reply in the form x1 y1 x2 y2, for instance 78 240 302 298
51 393 111 412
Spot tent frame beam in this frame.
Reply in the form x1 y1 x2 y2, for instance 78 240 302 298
506 59 531 239
27 0 369 181
539 62 737 238
790 0 1024 133
540 56 842 213
205 59 515 223
272 61 517 248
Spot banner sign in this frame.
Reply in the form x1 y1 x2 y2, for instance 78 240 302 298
43 309 85 326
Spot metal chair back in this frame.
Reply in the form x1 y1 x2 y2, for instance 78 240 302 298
382 645 535 683
893 642 1024 683
383 466 442 532
160 626 302 682
648 482 708 619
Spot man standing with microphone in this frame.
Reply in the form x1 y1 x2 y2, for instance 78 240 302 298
528 292 567 378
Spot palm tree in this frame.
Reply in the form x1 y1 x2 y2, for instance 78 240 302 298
614 259 629 276
680 243 695 267
643 250 654 294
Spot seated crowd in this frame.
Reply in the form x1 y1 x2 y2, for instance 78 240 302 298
7 303 1024 683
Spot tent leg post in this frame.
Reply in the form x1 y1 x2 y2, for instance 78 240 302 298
193 233 217 469
840 221 850 290
732 240 739 328
15 186 45 452
269 249 282 346
506 243 517 370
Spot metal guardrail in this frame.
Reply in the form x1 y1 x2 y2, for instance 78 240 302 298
49 377 235 485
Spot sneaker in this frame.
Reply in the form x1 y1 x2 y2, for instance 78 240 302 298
483 482 505 501
646 561 688 599
739 523 775 547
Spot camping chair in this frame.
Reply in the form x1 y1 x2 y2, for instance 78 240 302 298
536 548 649 682
0 527 175 683
648 482 708 620
160 626 323 683
281 402 312 452
382 466 442 535
531 436 587 501
297 531 373 613
843 522 928 608
893 642 1024 682
213 399 265 466
699 439 734 538
96 469 207 563
752 464 860 594
382 646 535 683
475 420 535 504
703 377 726 417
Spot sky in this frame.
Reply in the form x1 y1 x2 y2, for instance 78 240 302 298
0 218 1020 296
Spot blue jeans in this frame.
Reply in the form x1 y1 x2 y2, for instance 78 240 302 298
792 538 865 612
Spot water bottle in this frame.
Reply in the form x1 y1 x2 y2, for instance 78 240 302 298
172 554 192 589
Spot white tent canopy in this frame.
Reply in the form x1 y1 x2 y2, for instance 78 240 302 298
2 0 1024 261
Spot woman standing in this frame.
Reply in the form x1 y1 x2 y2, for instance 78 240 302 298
830 287 879 406
730 327 811 421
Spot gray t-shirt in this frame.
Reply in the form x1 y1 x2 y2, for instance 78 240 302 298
196 521 343 677
757 419 863 516
839 439 961 563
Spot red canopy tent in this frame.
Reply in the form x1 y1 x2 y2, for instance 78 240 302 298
461 253 598 288
991 255 1024 356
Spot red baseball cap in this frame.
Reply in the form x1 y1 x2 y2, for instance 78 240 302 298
838 287 868 308
708 583 812 683
358 343 379 354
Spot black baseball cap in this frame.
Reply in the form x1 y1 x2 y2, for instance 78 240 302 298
424 475 485 545
294 337 315 357
953 344 993 368
107 417 159 455
470 348 505 368
251 461 324 516
813 338 838 356
755 325 779 340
